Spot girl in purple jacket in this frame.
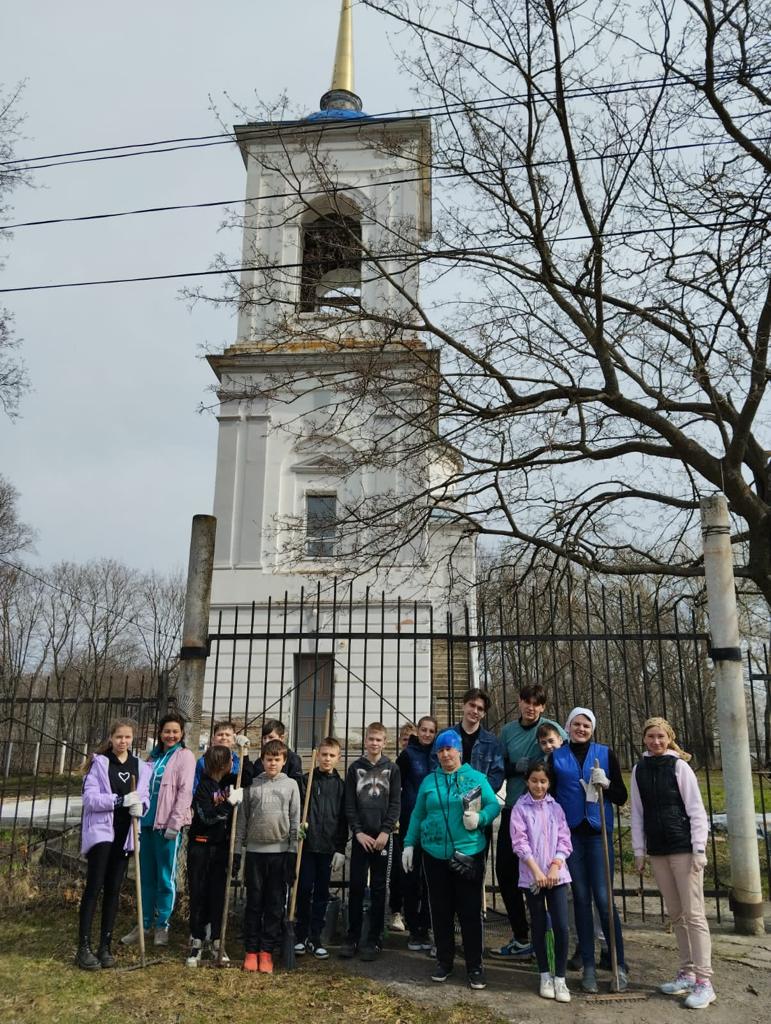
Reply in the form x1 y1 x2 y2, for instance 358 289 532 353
510 758 573 1003
77 719 151 970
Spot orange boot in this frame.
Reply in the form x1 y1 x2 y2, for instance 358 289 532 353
243 952 258 972
258 952 273 974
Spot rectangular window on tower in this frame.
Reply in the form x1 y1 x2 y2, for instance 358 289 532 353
305 493 337 558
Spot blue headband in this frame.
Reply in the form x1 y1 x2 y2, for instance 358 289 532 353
433 728 463 754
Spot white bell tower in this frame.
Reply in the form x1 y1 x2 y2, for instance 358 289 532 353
205 1 476 738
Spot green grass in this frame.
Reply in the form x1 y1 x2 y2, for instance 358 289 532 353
0 898 508 1024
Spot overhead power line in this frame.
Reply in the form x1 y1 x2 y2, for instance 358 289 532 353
3 136 765 233
0 68 750 173
1 216 766 295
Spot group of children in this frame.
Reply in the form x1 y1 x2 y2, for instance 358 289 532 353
78 703 715 1009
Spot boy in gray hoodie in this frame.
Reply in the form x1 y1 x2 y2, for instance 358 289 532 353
235 738 300 974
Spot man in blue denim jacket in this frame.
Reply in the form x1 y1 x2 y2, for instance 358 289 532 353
432 688 505 793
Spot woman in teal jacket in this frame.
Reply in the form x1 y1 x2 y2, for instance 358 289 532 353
402 729 500 990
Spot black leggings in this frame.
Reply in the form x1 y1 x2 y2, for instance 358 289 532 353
525 883 569 976
78 826 130 945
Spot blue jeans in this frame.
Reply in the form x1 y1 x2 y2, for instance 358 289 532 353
568 830 626 969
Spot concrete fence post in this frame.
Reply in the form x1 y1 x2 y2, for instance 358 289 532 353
700 493 765 935
175 514 217 757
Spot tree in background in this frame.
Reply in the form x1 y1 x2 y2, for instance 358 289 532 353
214 1 770 603
0 82 29 419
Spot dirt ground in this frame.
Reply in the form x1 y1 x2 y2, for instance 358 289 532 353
336 913 771 1024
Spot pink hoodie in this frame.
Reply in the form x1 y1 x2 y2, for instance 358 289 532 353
509 792 573 888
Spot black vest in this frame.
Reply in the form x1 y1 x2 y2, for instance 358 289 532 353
635 755 692 855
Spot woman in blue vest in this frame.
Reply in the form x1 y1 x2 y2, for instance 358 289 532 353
551 707 628 994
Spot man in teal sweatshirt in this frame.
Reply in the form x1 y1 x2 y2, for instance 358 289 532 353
492 683 566 959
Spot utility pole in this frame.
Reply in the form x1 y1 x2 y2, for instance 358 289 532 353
175 514 216 757
700 494 765 935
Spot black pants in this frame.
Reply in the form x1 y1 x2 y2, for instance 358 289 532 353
244 851 287 953
296 851 332 944
347 838 390 947
78 823 131 946
403 846 431 937
496 806 528 942
423 851 484 974
187 839 228 942
526 883 569 976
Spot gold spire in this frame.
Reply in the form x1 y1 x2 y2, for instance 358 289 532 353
319 0 362 113
330 0 354 94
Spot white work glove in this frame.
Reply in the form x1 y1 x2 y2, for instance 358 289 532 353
332 852 345 872
462 809 480 831
590 766 610 789
226 787 243 806
692 851 708 873
634 855 646 874
235 734 250 749
579 778 599 803
163 828 179 841
402 846 414 873
122 791 142 810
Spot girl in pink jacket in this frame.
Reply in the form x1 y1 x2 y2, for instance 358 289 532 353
120 713 196 947
510 758 573 1003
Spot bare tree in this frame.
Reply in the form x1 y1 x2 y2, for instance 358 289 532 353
200 0 771 603
0 82 29 418
0 474 35 557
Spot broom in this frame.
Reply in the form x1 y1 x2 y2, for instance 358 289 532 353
216 738 248 965
282 747 317 970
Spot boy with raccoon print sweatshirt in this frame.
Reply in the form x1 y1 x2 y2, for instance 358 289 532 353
340 722 401 962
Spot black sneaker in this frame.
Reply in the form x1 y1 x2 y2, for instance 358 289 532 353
431 963 453 983
468 968 487 990
338 939 358 959
359 943 381 961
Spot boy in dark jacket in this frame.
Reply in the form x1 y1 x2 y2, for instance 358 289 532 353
294 736 347 959
341 722 401 961
251 718 304 791
186 745 243 966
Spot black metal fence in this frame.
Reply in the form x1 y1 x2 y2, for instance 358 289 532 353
1 577 768 921
0 671 164 887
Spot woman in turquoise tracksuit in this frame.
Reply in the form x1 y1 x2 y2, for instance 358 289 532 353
402 729 500 991
121 713 196 947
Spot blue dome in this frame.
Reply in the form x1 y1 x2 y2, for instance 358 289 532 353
306 108 372 122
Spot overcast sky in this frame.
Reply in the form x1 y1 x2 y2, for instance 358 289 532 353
1 1 415 573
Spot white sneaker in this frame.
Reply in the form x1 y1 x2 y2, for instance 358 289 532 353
154 927 169 947
186 938 203 967
539 972 556 999
389 912 406 932
554 977 571 1003
684 980 716 1009
660 971 696 996
294 942 307 955
120 924 151 946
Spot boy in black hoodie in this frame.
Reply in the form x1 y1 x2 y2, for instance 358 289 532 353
341 722 400 961
186 744 243 966
294 736 347 959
